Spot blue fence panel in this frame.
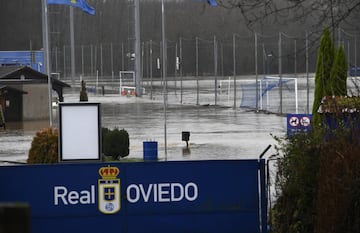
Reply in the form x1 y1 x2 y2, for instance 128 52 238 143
0 160 266 233
0 51 44 72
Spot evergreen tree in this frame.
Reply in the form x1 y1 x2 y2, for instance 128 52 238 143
312 27 335 128
330 46 347 96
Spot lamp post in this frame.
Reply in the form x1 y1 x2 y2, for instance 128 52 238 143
41 0 53 127
161 0 168 161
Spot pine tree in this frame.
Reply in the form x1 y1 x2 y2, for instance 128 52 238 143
330 46 347 96
312 27 335 128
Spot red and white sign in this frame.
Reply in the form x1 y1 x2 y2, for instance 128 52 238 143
300 116 311 127
289 116 299 127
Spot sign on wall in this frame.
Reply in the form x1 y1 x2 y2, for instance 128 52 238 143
0 160 267 233
58 103 101 162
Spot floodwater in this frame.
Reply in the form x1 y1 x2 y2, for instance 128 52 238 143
0 75 322 164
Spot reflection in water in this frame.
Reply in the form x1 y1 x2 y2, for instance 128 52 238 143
1 92 286 163
182 147 191 157
4 120 50 131
0 120 51 164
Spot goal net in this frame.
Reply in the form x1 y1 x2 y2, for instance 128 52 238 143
119 71 136 95
240 76 298 114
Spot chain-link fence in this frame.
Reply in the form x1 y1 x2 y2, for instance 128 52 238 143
52 29 359 114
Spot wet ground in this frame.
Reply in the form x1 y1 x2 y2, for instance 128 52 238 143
2 74 359 208
0 75 322 164
99 97 285 161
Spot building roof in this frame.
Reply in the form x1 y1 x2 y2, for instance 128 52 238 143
0 66 70 88
318 96 360 114
0 66 46 79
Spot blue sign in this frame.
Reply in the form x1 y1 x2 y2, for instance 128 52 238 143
0 160 267 233
287 114 312 137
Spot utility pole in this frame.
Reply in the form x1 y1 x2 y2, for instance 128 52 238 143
161 0 168 160
41 0 53 127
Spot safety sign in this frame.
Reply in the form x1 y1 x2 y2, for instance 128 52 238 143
287 114 312 137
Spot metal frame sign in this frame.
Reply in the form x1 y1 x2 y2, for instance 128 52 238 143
58 102 101 162
0 160 267 233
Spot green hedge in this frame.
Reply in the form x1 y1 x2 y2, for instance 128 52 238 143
102 127 129 160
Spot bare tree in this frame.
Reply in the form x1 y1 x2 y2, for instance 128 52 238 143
217 0 360 34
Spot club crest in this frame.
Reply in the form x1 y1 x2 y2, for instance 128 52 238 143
98 165 120 214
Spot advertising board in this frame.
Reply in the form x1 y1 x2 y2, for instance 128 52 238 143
58 103 101 162
0 160 267 233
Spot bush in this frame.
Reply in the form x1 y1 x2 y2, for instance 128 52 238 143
315 132 360 233
27 128 58 164
102 127 129 160
27 127 130 163
272 122 360 233
271 133 320 233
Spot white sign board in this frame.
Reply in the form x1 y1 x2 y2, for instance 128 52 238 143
59 103 101 162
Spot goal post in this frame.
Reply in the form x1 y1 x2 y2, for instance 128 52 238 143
119 71 135 96
239 76 298 114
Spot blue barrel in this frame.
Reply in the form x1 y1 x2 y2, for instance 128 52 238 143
143 141 158 161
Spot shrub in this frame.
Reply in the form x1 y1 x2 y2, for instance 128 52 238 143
271 133 320 233
272 121 360 233
315 130 360 233
27 128 58 164
102 127 129 160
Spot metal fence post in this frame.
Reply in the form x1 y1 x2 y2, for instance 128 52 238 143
90 44 93 79
214 35 218 106
63 45 66 79
255 32 259 111
355 37 357 77
175 42 178 95
81 45 84 77
306 32 309 114
233 34 236 109
278 32 283 114
179 37 183 104
100 43 103 79
294 40 297 78
121 42 124 71
94 45 97 81
196 36 199 105
55 46 58 76
111 43 114 82
150 40 153 99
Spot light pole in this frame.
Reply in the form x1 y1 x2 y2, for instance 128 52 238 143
161 0 168 161
41 0 53 127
